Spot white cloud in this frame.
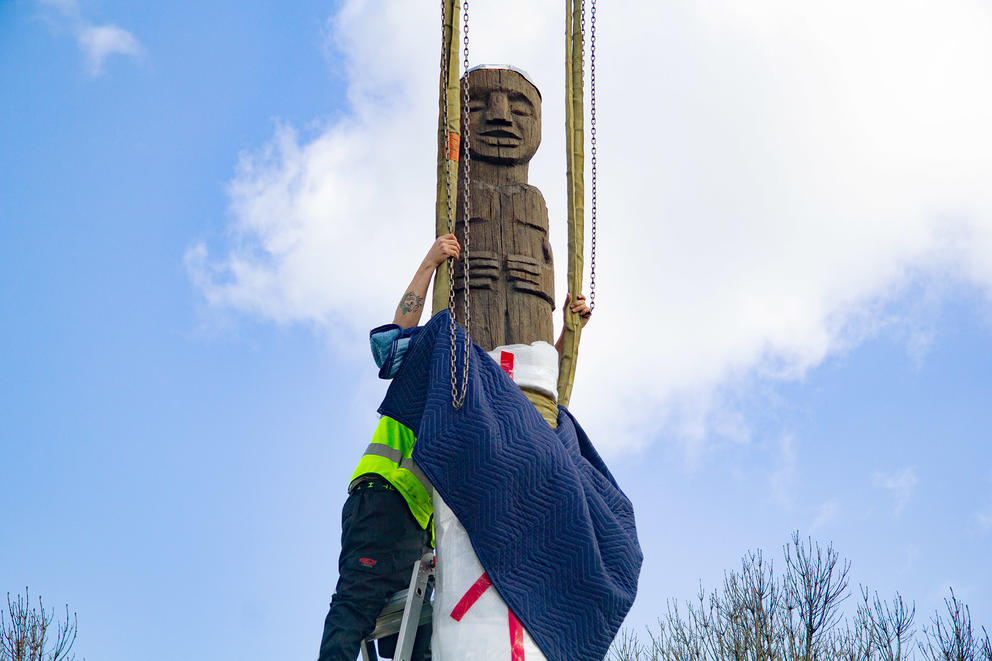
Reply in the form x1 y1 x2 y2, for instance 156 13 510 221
873 467 919 515
768 434 797 506
810 498 841 532
899 544 920 574
189 1 992 454
39 0 143 76
976 508 992 534
76 23 143 77
975 468 992 535
39 0 79 17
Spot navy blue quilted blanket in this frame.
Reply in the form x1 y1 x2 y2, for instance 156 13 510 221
378 311 642 661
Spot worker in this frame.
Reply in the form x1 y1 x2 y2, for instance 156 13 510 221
316 233 590 661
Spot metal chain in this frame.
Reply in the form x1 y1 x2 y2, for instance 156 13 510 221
457 0 472 407
441 0 454 253
441 0 459 408
444 0 471 410
583 0 598 311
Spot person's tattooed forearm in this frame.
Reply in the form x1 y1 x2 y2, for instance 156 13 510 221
399 291 424 314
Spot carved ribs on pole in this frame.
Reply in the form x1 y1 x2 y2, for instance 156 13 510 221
451 66 554 353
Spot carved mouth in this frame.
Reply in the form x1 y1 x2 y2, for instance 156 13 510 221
481 129 521 140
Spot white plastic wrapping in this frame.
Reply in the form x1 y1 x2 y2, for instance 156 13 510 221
432 493 547 661
485 341 559 401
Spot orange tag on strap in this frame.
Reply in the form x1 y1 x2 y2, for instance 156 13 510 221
446 132 461 162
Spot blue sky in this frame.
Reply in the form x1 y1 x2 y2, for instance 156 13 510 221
2 1 991 660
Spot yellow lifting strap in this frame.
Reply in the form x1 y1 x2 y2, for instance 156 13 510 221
558 0 585 409
433 0 463 316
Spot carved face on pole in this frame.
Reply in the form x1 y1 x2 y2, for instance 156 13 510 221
454 67 554 351
466 69 542 166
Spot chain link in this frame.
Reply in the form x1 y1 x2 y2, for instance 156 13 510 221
587 0 597 311
442 0 471 410
455 0 472 408
441 0 454 251
440 0 458 408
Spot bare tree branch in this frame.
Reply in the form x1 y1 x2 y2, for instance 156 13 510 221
920 588 978 661
0 589 79 661
608 535 988 661
781 531 851 661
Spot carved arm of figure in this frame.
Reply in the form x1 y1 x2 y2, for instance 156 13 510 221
555 293 591 357
393 234 461 329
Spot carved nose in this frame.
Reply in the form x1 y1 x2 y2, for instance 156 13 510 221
486 92 511 124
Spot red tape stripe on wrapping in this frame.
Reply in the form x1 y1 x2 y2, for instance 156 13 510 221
508 609 525 661
500 351 515 379
449 572 492 622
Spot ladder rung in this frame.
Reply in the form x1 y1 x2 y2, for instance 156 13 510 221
368 602 433 639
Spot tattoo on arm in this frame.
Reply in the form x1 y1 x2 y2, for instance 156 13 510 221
399 291 424 315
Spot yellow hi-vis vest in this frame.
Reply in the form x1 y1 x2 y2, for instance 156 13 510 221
350 416 433 529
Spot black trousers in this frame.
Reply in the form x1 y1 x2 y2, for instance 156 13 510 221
317 479 432 661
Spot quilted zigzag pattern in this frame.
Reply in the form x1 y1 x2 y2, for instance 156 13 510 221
379 312 642 661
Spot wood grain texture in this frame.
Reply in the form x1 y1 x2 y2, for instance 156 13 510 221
450 68 554 351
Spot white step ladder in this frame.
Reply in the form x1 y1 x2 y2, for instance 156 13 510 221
360 552 435 661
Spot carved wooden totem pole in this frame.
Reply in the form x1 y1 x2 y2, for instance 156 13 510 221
427 7 620 659
452 66 554 352
433 66 558 661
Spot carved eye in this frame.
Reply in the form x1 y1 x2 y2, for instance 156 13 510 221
469 103 486 113
508 94 535 117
